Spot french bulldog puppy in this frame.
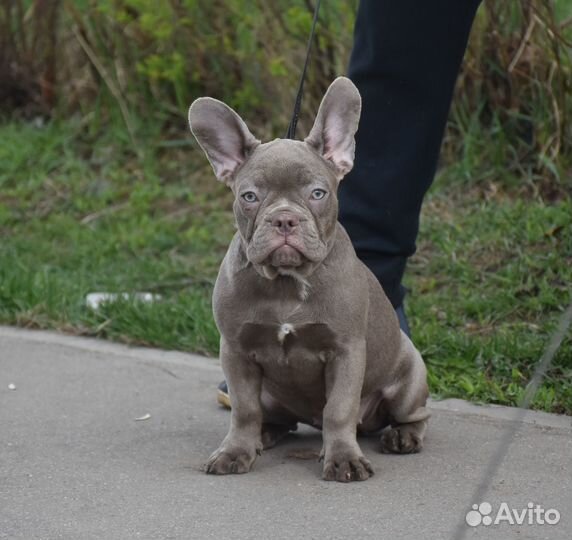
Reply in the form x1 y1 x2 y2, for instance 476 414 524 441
188 77 429 482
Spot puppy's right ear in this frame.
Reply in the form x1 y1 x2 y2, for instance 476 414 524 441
188 98 260 184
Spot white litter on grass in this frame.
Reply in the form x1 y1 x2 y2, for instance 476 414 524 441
134 413 151 421
8 383 16 390
85 292 161 310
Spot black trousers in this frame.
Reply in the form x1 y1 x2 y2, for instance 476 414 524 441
339 0 482 308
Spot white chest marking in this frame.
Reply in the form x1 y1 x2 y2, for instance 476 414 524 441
277 323 295 344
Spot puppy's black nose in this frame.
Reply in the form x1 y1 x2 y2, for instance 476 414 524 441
272 212 300 234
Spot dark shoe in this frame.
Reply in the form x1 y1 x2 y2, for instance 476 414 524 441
217 380 231 409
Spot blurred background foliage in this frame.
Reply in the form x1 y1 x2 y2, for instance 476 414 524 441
0 0 571 194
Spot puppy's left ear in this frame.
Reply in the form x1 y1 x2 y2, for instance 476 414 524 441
305 77 361 181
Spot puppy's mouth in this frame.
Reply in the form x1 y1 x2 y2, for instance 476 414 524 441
245 218 328 274
270 244 303 268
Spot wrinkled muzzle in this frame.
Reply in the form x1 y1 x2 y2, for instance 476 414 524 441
245 206 328 272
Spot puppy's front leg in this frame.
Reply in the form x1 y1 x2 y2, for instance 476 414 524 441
205 339 263 475
321 340 374 482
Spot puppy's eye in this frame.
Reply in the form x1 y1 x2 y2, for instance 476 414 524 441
242 191 258 203
311 189 327 200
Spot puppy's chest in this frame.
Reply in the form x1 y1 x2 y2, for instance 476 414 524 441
237 321 337 369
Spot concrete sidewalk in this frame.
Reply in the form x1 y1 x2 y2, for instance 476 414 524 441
1 326 570 540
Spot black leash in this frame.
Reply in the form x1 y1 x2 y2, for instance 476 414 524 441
285 0 321 139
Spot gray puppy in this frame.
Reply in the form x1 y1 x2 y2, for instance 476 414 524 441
188 77 429 482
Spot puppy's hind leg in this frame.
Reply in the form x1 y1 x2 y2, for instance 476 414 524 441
260 388 298 450
380 332 430 455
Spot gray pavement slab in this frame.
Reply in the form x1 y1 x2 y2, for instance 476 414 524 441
1 326 571 540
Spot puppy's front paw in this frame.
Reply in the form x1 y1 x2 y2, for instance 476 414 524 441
380 426 423 454
322 451 374 482
204 445 259 475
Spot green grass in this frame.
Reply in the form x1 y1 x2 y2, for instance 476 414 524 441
406 187 572 414
1 120 571 413
0 120 227 355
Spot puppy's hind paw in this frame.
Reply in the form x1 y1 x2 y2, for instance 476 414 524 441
261 423 297 450
380 426 423 454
